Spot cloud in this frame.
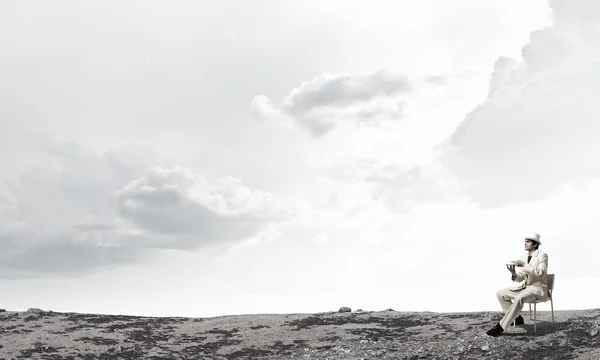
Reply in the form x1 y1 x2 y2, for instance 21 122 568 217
0 141 286 278
0 241 154 280
308 154 462 214
439 0 600 208
366 162 463 212
251 71 412 136
115 166 285 250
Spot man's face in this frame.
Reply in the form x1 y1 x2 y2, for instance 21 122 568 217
524 239 536 251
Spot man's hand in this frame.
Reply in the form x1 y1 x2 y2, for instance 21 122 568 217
506 264 517 276
513 260 526 267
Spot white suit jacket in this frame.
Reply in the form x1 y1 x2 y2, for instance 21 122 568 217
510 249 549 300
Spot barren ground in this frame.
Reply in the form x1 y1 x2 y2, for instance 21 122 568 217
1 307 599 359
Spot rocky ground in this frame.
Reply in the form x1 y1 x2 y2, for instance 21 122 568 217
0 307 599 359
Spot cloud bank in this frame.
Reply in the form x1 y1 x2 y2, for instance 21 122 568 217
0 142 285 278
440 0 600 208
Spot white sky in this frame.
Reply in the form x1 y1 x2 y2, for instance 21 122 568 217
1 0 597 317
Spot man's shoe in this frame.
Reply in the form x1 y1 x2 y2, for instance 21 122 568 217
486 323 504 337
512 315 524 326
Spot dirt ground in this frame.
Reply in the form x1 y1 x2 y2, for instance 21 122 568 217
1 307 599 359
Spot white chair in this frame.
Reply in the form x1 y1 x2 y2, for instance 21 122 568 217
525 274 555 334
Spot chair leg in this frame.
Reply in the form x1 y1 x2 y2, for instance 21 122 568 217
529 303 532 320
551 298 554 322
533 303 537 335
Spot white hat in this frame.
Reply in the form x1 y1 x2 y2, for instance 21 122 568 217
524 232 542 245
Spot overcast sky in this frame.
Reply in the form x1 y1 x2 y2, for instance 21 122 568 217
1 0 597 317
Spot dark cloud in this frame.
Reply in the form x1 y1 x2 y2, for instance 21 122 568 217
115 167 283 250
0 141 285 278
0 241 158 280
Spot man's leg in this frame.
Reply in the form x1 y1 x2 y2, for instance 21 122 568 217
499 291 537 330
496 287 519 314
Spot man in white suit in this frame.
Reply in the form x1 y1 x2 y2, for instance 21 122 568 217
486 232 549 337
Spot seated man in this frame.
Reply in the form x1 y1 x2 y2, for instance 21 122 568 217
486 232 549 337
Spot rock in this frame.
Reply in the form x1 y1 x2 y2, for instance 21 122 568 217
481 345 490 351
375 349 386 356
384 308 394 311
0 309 6 312
338 307 351 313
356 309 363 312
590 329 599 337
26 308 43 314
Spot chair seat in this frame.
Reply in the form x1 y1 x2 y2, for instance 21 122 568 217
525 299 550 304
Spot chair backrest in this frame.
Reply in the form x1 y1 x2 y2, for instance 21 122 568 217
547 274 555 298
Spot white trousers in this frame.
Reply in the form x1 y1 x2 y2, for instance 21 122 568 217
496 287 538 330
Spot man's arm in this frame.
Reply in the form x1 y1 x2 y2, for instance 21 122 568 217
507 264 524 282
521 253 548 277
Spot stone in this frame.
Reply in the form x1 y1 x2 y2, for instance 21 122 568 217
481 345 490 351
338 307 351 313
0 309 6 312
590 329 599 337
26 308 43 314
